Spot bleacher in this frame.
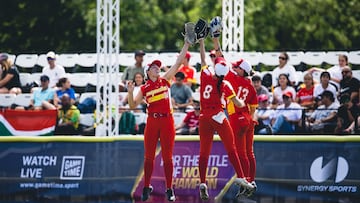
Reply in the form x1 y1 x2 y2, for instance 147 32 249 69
3 51 360 135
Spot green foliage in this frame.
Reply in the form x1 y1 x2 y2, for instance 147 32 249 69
0 0 359 53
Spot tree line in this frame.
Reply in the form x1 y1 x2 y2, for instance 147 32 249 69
0 0 359 54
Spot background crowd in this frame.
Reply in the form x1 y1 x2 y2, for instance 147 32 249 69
0 50 359 136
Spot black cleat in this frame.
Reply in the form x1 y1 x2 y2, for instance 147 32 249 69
165 188 176 202
141 185 153 201
199 183 209 200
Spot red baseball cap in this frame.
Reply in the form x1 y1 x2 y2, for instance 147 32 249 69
283 91 293 98
185 51 191 59
148 59 162 68
258 94 269 102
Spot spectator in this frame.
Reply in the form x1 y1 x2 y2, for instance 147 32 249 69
56 77 76 106
178 51 197 88
259 91 302 135
55 93 80 135
175 100 200 135
123 72 146 112
0 53 21 94
121 50 145 82
335 94 360 134
254 94 275 134
251 75 270 98
306 90 339 133
42 51 66 88
170 71 193 112
29 75 58 110
339 66 360 103
295 73 315 109
308 54 348 90
313 71 338 106
272 52 297 87
272 73 296 107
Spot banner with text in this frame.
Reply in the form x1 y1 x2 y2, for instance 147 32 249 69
0 137 359 202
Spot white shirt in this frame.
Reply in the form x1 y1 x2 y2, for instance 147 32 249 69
272 102 302 121
313 83 338 101
273 86 296 105
327 65 343 90
272 64 297 86
310 102 339 121
42 64 66 87
255 107 275 125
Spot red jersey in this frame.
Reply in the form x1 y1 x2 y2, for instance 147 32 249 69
225 70 258 115
178 65 196 84
296 86 314 106
183 111 199 128
200 65 236 113
141 77 172 114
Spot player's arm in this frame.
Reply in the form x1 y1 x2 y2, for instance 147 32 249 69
163 42 190 80
199 39 206 67
127 81 144 109
229 95 245 108
212 37 223 58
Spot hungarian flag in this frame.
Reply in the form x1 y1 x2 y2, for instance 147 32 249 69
0 109 57 136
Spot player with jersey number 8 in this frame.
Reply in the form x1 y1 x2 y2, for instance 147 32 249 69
196 36 254 201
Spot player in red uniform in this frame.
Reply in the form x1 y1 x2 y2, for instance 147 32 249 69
226 58 258 196
212 18 259 197
128 38 191 201
197 37 254 201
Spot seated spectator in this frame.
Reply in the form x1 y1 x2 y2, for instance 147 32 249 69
171 72 193 112
334 94 360 134
308 54 348 90
55 94 80 135
252 75 270 98
56 77 76 106
42 51 66 88
313 71 338 107
121 50 145 82
178 51 197 88
254 94 275 134
272 52 297 87
0 53 22 94
16 75 57 110
306 90 339 133
295 73 315 109
123 72 146 112
272 73 296 107
339 66 360 103
259 91 302 135
175 100 200 135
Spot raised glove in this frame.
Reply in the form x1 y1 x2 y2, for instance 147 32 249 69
182 22 197 45
209 16 222 38
195 18 209 40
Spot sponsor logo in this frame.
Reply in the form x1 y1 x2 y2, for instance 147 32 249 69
60 156 85 180
310 156 348 183
297 156 357 193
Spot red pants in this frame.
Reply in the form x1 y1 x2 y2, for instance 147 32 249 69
198 111 245 183
229 112 256 182
143 115 175 188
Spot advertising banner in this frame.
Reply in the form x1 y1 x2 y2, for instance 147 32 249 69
0 136 359 203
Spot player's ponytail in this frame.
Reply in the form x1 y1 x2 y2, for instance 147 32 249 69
216 75 224 95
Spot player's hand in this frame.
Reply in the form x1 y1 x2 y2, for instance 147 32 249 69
209 16 222 38
127 81 135 93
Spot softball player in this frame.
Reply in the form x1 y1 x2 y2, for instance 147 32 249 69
128 40 191 201
226 59 258 195
197 38 254 201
